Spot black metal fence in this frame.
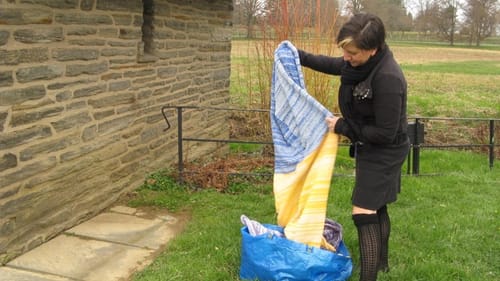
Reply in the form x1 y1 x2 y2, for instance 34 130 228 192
162 105 498 181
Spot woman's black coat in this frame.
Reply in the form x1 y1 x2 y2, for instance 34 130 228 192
298 48 410 209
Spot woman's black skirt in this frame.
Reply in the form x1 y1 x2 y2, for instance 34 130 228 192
352 140 410 210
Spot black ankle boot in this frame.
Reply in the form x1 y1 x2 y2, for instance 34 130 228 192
377 205 390 273
353 214 381 281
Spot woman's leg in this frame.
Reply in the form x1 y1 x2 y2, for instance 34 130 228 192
377 205 390 272
352 206 380 281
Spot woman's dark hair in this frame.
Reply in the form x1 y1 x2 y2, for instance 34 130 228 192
336 13 386 50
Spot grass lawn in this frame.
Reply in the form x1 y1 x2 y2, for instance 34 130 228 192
129 147 499 281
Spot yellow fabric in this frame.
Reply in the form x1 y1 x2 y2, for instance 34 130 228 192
274 132 339 251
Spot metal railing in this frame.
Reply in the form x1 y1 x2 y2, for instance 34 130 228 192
162 105 498 181
162 105 272 183
407 117 498 175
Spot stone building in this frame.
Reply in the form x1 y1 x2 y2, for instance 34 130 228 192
0 0 233 263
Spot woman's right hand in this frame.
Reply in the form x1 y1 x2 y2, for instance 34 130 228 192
325 116 340 133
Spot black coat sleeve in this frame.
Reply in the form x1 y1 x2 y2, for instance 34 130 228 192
298 49 343 75
334 118 360 142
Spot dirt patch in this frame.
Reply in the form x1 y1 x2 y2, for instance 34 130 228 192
181 154 274 190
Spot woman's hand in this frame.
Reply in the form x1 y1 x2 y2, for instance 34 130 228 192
325 116 340 133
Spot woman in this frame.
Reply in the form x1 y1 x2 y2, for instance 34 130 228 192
298 13 410 281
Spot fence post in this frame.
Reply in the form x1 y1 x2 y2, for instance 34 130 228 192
411 118 423 175
177 107 184 183
489 120 495 170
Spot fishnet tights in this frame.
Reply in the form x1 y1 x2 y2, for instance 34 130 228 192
378 205 390 272
353 214 380 281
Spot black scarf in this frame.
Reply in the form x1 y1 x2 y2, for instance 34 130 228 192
340 46 388 86
337 47 389 123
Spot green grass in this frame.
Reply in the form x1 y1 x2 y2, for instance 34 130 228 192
403 64 499 118
402 61 500 76
390 40 500 51
130 149 499 281
229 143 264 154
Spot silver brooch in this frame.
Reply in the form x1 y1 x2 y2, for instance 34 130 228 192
353 81 373 100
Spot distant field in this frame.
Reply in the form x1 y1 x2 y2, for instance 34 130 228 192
231 40 500 67
230 40 500 118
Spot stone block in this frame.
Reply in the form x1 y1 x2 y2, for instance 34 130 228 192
88 92 135 108
0 31 9 46
0 125 52 150
96 0 142 12
98 28 119 38
11 106 64 127
81 125 97 142
107 41 136 47
52 48 99 61
157 66 177 78
100 48 136 57
155 3 171 17
0 8 53 25
0 85 46 106
80 0 94 11
13 27 63 43
66 61 108 76
20 133 80 161
0 153 17 173
68 39 106 46
55 13 112 25
66 27 97 36
120 147 149 163
55 90 72 102
0 156 56 189
51 112 92 132
20 0 78 9
0 185 21 201
48 78 98 90
16 65 64 83
97 114 134 136
123 69 155 78
73 83 106 98
165 19 186 31
112 14 132 26
0 48 49 65
108 80 131 92
93 109 114 120
66 101 87 111
118 28 141 40
0 71 13 87
0 110 7 132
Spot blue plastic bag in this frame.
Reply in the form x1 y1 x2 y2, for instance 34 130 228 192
239 224 353 281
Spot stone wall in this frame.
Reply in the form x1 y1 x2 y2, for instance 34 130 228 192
0 0 233 263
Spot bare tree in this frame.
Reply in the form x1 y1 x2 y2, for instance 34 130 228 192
432 0 460 45
313 0 341 34
343 0 410 33
233 0 268 38
343 0 364 14
463 0 498 46
412 0 438 39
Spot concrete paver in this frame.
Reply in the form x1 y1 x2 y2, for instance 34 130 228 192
0 267 72 281
67 212 178 249
0 205 188 281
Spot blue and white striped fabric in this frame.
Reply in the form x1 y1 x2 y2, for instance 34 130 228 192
271 40 334 173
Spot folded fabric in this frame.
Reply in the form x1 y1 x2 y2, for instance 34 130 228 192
324 218 344 250
240 214 284 237
271 41 334 174
271 40 339 251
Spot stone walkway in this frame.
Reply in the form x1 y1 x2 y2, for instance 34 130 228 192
0 205 188 281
